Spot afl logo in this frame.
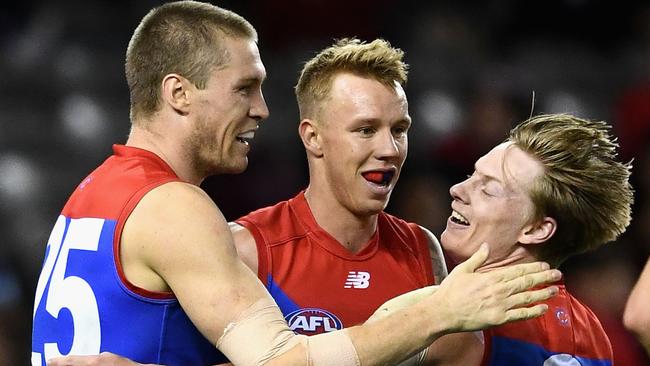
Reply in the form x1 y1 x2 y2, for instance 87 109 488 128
285 308 343 334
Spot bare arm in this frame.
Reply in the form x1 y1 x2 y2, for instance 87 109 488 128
356 244 560 366
418 225 448 285
49 183 560 366
416 226 483 366
229 222 259 275
623 257 650 355
120 183 270 342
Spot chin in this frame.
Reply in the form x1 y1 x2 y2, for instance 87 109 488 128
357 201 387 216
440 233 469 263
205 160 248 176
222 164 248 175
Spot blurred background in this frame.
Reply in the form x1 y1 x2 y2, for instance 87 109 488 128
2 0 649 364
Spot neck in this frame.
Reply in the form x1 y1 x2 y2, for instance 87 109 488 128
126 124 204 185
476 245 540 272
304 185 378 254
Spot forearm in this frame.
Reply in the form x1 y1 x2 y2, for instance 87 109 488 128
349 298 449 365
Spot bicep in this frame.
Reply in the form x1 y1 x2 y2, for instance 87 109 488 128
130 183 271 343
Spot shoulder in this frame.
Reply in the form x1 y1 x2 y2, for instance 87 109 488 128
229 222 258 274
137 181 223 220
124 181 232 260
236 197 308 245
237 198 292 227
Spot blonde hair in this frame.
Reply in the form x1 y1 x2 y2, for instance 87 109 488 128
509 114 634 265
295 38 408 119
125 1 257 123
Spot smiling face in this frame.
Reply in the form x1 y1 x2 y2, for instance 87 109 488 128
187 36 268 176
440 142 546 268
313 72 411 216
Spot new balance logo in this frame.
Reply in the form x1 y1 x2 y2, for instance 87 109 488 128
344 271 370 289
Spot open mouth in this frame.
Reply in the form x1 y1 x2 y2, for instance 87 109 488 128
362 170 395 187
450 210 470 226
236 130 256 145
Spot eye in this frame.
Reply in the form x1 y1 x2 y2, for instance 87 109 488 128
357 126 375 136
392 126 408 137
236 84 252 95
481 187 494 197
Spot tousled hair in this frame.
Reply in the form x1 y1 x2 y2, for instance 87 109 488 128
509 114 634 265
125 0 257 123
295 38 408 119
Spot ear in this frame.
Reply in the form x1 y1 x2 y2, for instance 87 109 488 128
299 119 323 158
519 216 557 245
161 73 192 115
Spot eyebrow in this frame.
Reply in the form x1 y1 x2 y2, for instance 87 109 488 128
474 163 504 186
238 76 265 84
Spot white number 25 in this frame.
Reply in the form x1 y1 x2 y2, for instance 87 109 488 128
32 216 103 365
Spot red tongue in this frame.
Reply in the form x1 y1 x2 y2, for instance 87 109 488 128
363 172 384 183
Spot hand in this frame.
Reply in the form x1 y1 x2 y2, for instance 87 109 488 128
368 285 439 321
431 243 561 333
48 352 150 366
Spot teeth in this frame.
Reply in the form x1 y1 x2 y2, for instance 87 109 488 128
451 210 469 225
238 131 255 139
237 131 256 145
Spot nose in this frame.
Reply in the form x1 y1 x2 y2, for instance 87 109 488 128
375 129 401 160
449 178 469 204
251 90 270 121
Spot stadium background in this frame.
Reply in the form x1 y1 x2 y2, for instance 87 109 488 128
1 0 649 364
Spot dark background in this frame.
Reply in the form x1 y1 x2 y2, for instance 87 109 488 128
2 1 649 364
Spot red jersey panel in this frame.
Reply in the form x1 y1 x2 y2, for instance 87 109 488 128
482 283 613 365
236 191 434 334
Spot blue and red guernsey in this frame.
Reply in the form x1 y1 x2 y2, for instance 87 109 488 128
236 191 435 334
31 145 226 366
482 283 613 366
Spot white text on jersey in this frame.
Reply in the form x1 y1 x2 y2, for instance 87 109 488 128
344 271 370 289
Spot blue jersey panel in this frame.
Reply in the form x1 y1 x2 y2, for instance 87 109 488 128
488 336 613 366
32 216 226 365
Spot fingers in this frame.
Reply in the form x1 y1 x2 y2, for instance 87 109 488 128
504 303 550 323
490 261 554 282
503 269 562 295
453 243 489 273
505 286 559 309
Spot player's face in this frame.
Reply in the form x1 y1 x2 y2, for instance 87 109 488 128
317 73 410 216
187 37 268 176
440 142 543 269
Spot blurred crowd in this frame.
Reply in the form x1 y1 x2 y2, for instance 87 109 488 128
1 1 649 364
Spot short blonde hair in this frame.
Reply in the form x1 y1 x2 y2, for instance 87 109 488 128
125 1 257 123
509 114 634 265
295 38 408 119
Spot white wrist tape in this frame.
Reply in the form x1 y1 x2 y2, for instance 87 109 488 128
306 329 360 366
216 297 360 366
